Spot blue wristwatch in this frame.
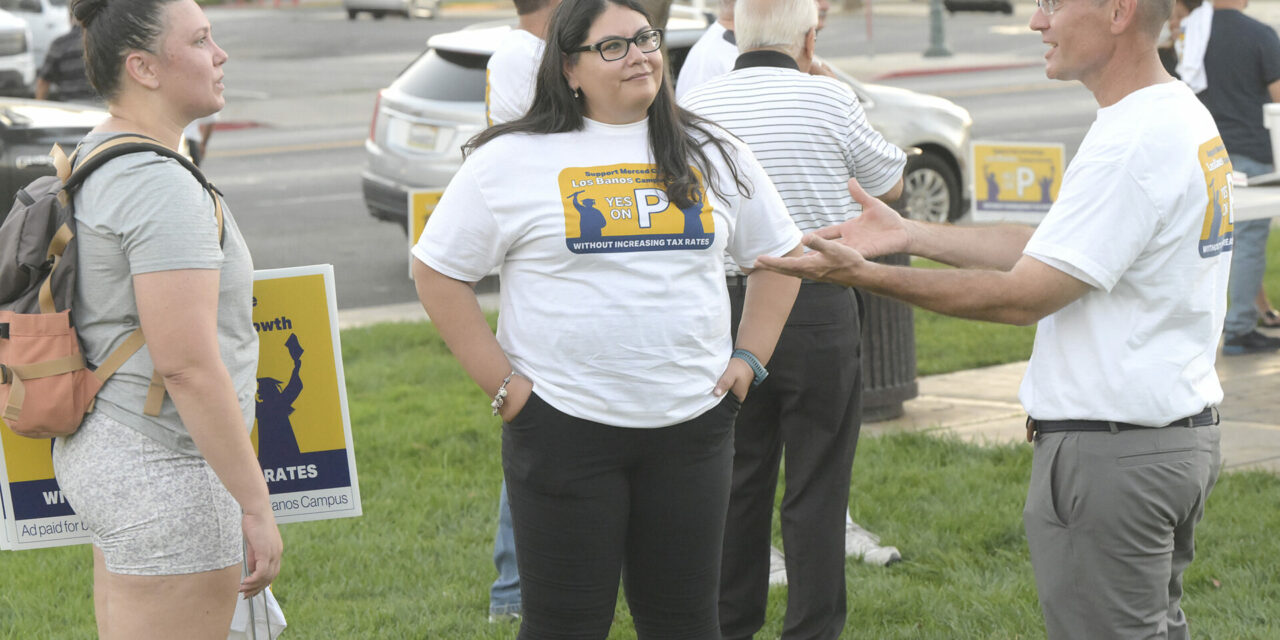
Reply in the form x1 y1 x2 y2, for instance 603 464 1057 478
732 348 768 388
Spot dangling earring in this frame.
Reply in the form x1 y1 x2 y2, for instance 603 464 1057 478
573 87 581 99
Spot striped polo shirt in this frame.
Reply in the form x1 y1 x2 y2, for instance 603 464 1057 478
681 50 906 251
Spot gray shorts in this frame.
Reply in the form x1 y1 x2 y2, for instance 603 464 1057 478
52 411 243 576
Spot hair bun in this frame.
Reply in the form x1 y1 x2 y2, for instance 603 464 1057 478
71 0 108 27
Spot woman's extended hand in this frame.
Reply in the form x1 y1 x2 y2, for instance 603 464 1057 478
239 510 283 599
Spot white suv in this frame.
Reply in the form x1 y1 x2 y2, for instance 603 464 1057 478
362 20 973 229
0 9 33 96
0 0 69 68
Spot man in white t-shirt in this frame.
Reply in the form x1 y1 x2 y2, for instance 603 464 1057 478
482 0 559 624
675 0 737 101
486 0 558 126
757 0 1229 637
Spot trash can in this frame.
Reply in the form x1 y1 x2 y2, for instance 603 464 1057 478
861 253 918 421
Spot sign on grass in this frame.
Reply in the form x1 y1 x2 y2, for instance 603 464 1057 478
0 265 361 549
970 141 1066 224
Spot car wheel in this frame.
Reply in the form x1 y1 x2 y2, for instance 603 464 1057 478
347 9 358 18
373 10 386 18
900 152 960 223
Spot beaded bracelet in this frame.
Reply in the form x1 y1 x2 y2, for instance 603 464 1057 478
491 371 515 416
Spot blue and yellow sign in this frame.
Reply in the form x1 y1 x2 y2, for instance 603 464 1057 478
1 265 361 549
408 189 443 278
251 265 361 524
970 141 1066 223
0 421 84 549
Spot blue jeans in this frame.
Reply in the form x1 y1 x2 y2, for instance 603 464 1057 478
489 481 521 616
1224 154 1274 339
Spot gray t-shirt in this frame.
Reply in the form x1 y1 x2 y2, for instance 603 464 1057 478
73 132 258 456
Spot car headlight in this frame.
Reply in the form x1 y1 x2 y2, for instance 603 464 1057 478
0 31 26 56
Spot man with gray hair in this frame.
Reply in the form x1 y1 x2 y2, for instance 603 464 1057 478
757 0 1229 635
681 0 905 637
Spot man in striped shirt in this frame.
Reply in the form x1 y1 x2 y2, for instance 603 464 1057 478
681 0 904 637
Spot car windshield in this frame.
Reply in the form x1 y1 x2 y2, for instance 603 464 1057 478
391 48 487 102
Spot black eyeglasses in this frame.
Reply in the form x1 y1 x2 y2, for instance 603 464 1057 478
566 29 663 62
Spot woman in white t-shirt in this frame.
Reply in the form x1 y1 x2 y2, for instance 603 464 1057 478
411 0 802 636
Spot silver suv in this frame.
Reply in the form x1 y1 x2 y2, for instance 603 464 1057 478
362 20 973 228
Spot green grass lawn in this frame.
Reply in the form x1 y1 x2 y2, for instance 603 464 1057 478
3 235 1278 638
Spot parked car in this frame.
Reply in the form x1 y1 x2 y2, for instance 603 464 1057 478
0 0 70 69
0 97 108 225
362 19 973 230
943 0 1014 14
0 9 33 96
343 0 438 20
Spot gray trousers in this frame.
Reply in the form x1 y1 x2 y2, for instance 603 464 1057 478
1023 424 1221 640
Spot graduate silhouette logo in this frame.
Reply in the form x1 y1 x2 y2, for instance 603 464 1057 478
256 333 305 461
253 332 350 494
559 163 714 254
1197 137 1234 259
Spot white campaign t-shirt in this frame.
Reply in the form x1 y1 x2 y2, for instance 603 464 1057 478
486 29 544 126
1020 81 1232 425
412 118 801 427
675 22 737 101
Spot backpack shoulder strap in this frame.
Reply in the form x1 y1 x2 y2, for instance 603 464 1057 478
66 133 225 243
67 133 227 416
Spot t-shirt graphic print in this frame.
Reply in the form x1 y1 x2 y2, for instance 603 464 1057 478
560 164 714 253
1197 136 1234 259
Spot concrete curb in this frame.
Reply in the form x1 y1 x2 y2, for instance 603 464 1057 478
871 60 1042 81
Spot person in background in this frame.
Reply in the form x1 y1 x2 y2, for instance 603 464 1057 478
681 0 904 636
756 0 1229 634
412 0 804 635
675 0 736 101
51 0 282 637
34 19 98 103
184 112 217 166
1157 0 1202 76
680 0 901 579
1197 0 1280 355
1256 287 1280 327
480 0 562 624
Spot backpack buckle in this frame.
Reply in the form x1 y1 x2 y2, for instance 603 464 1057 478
0 322 8 339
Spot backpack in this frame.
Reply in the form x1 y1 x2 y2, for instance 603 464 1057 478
0 134 224 439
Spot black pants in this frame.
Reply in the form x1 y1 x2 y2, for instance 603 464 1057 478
721 281 863 640
503 392 738 640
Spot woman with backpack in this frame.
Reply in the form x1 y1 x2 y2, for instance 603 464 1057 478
411 0 802 635
50 0 282 637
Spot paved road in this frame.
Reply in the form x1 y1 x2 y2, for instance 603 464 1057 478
198 1 1280 311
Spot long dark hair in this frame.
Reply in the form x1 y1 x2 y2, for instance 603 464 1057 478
72 0 177 101
465 0 751 209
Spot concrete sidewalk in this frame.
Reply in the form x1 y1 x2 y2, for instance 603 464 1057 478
338 301 1280 476
863 350 1280 474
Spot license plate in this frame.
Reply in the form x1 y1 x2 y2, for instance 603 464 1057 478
405 123 438 151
